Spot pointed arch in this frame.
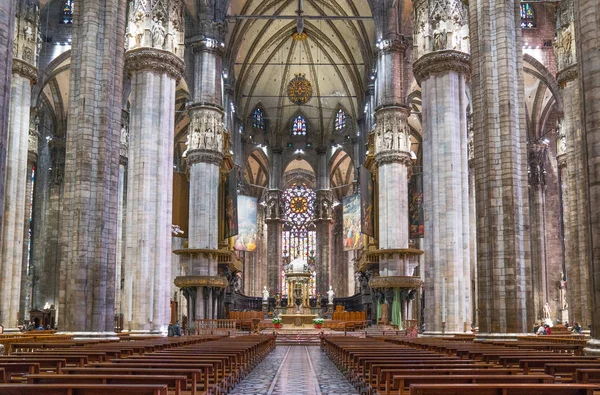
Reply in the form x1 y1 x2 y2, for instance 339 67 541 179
249 103 269 131
288 110 313 138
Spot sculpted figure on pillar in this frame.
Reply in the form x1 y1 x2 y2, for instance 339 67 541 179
528 142 548 187
374 107 412 165
28 112 39 156
413 0 469 59
187 107 224 156
12 0 39 80
265 190 283 221
315 190 333 221
554 0 576 73
126 0 184 57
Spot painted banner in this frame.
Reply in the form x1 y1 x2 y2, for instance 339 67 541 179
234 195 258 251
360 166 374 236
225 169 238 238
409 172 424 238
343 194 364 250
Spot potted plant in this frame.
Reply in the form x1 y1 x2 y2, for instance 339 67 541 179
272 317 282 329
313 317 324 329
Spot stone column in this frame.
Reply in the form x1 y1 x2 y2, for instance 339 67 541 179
18 119 39 325
315 148 332 295
573 0 600 354
0 0 39 329
0 0 16 249
266 147 283 294
122 0 184 333
468 0 531 333
174 22 228 324
528 141 550 322
554 0 591 328
58 0 126 333
115 110 128 329
413 0 471 334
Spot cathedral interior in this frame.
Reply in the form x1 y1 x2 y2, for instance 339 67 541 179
0 0 600 351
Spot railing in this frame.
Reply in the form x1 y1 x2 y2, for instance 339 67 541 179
190 319 237 335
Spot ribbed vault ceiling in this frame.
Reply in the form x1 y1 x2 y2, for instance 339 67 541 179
227 0 375 144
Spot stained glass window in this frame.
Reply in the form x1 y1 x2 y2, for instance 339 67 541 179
281 183 316 296
335 109 347 131
62 0 74 24
252 108 265 129
520 3 535 29
292 115 307 136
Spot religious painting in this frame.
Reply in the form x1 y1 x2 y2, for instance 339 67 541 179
360 166 374 236
343 194 364 250
224 169 238 238
409 172 424 239
234 196 258 251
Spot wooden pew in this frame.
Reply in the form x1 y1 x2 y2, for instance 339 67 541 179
575 369 600 384
62 367 203 395
0 383 168 395
408 383 600 395
24 373 187 395
0 362 40 382
392 374 554 395
545 363 600 382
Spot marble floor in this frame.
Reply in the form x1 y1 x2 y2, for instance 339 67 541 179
229 345 359 395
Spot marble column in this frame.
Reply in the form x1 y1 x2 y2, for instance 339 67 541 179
413 0 471 333
266 147 283 294
0 0 16 251
528 141 549 321
0 0 39 329
58 0 126 333
174 22 228 323
315 148 332 295
18 121 39 325
468 0 531 333
413 0 471 334
573 0 600 354
554 0 591 328
122 0 184 333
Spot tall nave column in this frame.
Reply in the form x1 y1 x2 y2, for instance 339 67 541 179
58 0 126 333
469 0 531 333
573 0 600 355
413 0 471 334
122 0 184 333
265 147 283 294
315 147 333 295
0 0 38 330
369 27 422 328
553 0 591 328
174 19 228 325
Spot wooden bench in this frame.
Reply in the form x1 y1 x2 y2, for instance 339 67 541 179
391 375 554 395
24 373 187 395
0 362 40 382
545 363 600 382
407 383 600 395
575 368 600 383
0 383 168 395
62 367 204 395
375 367 521 395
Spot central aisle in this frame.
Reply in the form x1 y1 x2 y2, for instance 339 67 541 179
229 345 358 395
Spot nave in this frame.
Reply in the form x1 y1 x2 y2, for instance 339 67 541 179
230 345 357 395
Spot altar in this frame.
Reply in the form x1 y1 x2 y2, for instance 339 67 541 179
280 314 317 327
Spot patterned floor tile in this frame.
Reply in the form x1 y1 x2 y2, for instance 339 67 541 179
229 345 358 395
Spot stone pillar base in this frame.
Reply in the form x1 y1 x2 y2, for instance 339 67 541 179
327 303 334 319
262 302 269 319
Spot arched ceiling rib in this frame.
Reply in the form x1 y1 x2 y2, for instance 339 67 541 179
227 0 374 145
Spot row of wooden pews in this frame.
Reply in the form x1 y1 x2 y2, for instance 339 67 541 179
0 334 275 395
321 335 600 395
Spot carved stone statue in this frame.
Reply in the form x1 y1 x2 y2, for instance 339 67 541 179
327 286 335 305
262 286 269 302
151 18 166 48
543 302 551 320
433 28 447 51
